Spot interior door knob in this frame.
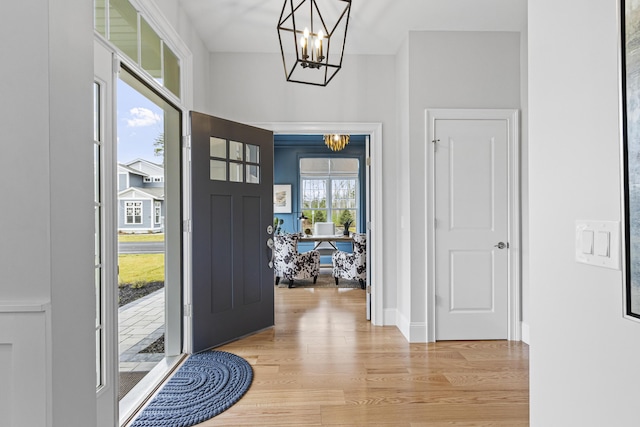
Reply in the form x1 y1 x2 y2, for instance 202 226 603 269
494 242 507 249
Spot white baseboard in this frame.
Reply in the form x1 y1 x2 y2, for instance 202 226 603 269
521 321 530 345
394 310 428 343
396 310 410 340
383 308 396 325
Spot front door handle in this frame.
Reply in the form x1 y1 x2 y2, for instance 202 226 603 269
494 242 508 249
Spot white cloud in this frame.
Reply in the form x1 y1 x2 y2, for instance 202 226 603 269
126 107 161 127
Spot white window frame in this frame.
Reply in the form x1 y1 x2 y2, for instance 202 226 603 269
300 158 360 229
125 201 143 224
154 201 161 224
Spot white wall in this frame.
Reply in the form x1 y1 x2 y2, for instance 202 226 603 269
0 1 95 426
395 31 522 341
207 52 400 315
395 38 412 332
529 0 640 425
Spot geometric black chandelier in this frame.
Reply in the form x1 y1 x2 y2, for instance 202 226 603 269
277 0 352 86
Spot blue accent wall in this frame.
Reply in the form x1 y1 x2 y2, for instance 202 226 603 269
274 135 366 259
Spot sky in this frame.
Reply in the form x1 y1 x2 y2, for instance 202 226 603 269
117 78 164 165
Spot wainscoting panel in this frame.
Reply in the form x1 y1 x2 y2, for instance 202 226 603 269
0 302 50 427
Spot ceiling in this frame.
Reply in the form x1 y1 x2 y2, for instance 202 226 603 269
178 0 527 56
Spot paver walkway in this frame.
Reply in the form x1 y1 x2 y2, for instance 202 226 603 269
118 289 165 372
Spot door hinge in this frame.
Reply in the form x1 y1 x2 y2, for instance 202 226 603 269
184 304 192 317
183 219 192 233
432 139 440 152
183 135 192 162
366 285 371 294
366 157 372 166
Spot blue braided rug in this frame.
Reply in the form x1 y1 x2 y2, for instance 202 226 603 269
131 351 253 427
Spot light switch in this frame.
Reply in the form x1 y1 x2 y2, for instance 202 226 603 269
575 220 620 270
581 230 594 255
595 231 610 257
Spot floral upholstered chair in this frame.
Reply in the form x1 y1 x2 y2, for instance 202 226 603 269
332 233 366 289
273 234 320 288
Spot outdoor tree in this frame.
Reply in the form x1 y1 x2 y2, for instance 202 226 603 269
153 132 164 164
338 209 354 225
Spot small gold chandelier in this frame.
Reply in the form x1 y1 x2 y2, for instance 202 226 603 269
324 134 350 151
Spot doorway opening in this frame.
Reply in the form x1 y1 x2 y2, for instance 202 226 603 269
256 122 383 325
116 66 183 406
273 135 367 292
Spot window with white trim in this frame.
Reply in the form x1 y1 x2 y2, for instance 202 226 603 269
300 158 359 233
154 201 161 224
125 201 142 224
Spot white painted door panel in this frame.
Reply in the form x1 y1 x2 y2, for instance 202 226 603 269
435 119 509 340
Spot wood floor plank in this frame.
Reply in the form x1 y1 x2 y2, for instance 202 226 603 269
189 287 528 426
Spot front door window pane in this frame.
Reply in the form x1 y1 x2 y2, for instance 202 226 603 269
210 160 226 181
246 165 260 184
210 137 226 158
246 144 260 163
230 162 243 183
230 141 244 161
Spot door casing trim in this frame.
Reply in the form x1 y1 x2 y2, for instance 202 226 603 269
425 109 521 342
252 122 384 326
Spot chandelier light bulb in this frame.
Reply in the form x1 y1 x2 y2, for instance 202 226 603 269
317 30 324 58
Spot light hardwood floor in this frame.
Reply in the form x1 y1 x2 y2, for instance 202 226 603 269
197 286 529 426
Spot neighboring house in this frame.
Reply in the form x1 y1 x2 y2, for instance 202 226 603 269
118 159 164 233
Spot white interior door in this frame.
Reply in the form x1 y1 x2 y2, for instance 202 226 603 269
434 117 509 340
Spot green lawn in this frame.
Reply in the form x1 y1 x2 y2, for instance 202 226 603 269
118 253 165 286
118 233 165 243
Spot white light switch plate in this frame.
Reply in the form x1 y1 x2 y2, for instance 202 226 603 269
575 220 620 270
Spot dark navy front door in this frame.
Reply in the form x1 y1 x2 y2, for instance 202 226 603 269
191 111 274 352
